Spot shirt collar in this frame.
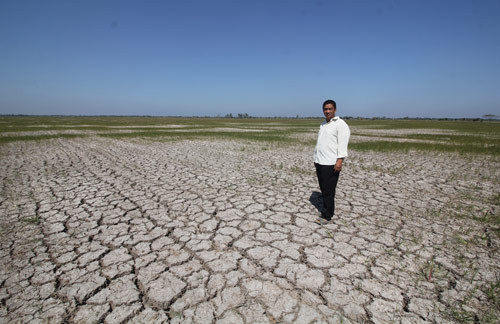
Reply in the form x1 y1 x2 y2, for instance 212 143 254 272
327 116 339 123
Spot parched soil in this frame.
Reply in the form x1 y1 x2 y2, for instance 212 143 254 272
0 138 499 323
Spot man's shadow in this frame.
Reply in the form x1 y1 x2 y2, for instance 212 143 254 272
309 191 323 213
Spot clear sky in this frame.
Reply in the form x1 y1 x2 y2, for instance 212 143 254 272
1 0 499 118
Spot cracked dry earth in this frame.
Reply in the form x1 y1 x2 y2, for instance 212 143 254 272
1 138 499 324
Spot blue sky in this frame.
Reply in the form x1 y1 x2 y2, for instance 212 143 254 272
1 0 499 118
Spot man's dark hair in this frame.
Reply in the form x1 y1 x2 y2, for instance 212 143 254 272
323 99 336 110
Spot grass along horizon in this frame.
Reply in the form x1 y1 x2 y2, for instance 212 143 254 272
1 116 499 156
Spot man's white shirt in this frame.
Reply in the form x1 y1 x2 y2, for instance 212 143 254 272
314 116 351 165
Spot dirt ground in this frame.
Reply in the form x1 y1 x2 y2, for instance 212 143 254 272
1 137 499 323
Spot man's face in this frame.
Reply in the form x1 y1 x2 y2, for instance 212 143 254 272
323 103 336 121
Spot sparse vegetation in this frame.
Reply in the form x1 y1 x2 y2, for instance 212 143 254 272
1 116 499 155
21 216 40 225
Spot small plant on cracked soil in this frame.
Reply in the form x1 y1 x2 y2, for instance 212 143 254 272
21 216 40 225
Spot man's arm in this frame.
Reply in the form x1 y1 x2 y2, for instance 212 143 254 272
335 121 350 172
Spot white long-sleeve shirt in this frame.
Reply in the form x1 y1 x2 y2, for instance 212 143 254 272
313 116 351 165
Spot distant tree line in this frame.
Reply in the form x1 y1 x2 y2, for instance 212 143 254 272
224 113 251 118
1 113 499 121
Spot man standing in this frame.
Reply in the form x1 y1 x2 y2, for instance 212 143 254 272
314 99 350 225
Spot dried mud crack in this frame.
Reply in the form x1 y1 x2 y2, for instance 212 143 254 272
0 138 499 323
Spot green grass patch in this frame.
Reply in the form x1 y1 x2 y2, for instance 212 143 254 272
353 132 499 148
348 119 500 134
98 129 302 146
349 140 500 155
484 279 500 311
0 116 321 132
21 216 40 225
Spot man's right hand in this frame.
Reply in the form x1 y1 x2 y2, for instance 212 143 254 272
334 159 343 172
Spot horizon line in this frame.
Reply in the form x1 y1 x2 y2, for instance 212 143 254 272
0 114 499 121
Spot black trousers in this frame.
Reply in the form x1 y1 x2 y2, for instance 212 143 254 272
315 163 340 220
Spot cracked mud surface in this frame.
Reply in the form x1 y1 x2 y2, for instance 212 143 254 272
1 138 499 323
